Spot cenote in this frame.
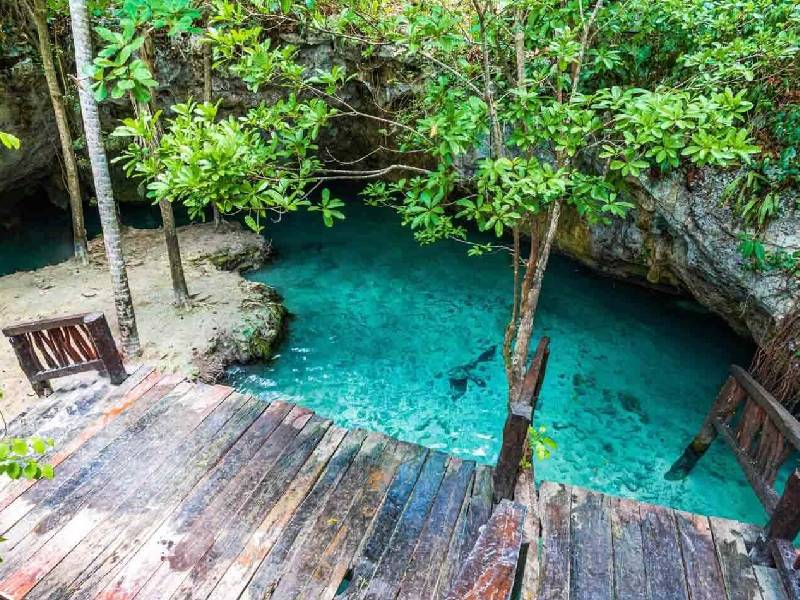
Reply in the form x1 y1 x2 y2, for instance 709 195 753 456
227 201 764 523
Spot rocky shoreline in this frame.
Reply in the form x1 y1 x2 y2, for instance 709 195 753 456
0 222 285 420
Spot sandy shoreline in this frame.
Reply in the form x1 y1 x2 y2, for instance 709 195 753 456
0 222 284 421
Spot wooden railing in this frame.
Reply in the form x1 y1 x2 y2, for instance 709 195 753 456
669 365 800 572
2 312 127 396
493 337 550 503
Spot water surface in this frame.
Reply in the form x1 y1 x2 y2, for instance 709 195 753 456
227 203 765 522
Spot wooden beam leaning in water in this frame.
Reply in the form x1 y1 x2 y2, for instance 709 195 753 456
444 499 527 600
665 373 745 480
494 337 550 503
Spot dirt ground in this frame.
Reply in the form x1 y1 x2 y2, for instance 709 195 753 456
0 222 281 421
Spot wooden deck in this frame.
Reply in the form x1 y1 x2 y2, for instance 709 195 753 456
0 366 791 599
0 367 496 599
531 481 791 600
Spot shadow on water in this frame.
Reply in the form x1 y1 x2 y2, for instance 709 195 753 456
0 192 193 277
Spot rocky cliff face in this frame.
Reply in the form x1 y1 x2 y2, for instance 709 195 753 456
1 34 797 340
0 57 62 224
557 168 799 340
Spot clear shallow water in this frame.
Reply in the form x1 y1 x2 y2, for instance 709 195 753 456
0 194 765 523
211 203 751 522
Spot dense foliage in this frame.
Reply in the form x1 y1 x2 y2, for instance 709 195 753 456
1 0 797 385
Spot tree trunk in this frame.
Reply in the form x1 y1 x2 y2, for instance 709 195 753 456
67 0 141 356
140 34 191 308
30 0 88 265
203 39 222 230
510 201 562 393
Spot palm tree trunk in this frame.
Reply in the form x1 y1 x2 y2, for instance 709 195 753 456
203 38 222 230
29 0 88 265
140 34 191 307
67 0 141 356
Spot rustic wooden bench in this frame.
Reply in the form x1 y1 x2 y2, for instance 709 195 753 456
2 312 127 397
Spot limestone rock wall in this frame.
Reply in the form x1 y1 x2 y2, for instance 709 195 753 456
556 168 799 340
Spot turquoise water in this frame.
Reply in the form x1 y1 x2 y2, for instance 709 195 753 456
228 204 764 522
1 195 764 520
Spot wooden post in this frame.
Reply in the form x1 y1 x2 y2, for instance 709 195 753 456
770 539 800 600
665 375 744 480
494 337 550 504
6 335 52 397
494 402 533 503
751 469 800 565
83 313 127 384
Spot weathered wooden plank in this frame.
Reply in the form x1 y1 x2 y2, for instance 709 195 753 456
0 382 232 598
95 406 321 600
71 399 294 598
714 418 780 514
770 540 800 600
209 426 357 600
513 468 539 600
171 422 347 600
639 503 689 600
2 312 99 336
83 312 127 384
30 359 105 383
5 332 53 396
3 365 151 453
538 481 572 600
674 511 727 600
352 450 449 600
396 457 476 600
0 368 165 513
303 442 421 600
609 496 647 600
435 464 493 600
710 517 765 600
731 366 800 453
338 446 429 600
764 469 800 546
25 394 267 600
267 433 393 598
754 565 791 600
236 429 369 600
0 375 188 551
494 401 532 503
443 499 527 600
570 487 613 600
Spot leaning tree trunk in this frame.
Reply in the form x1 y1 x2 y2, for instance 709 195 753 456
30 0 88 264
67 0 141 356
140 35 191 308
